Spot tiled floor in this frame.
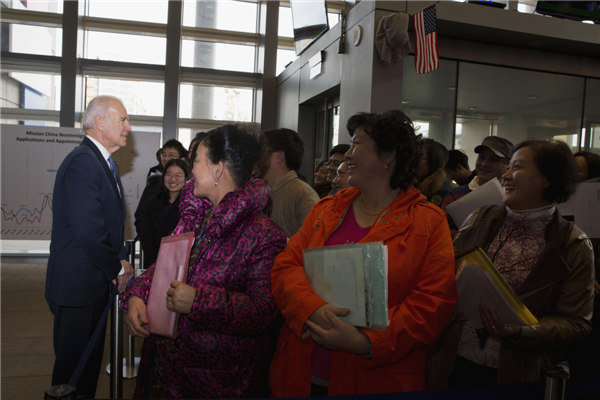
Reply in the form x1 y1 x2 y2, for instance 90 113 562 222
1 261 137 399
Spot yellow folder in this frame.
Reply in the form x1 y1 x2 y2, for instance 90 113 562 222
456 248 538 327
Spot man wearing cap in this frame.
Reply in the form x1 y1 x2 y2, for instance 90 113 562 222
447 136 513 196
442 135 513 233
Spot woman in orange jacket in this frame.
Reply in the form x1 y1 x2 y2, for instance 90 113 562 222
269 110 457 396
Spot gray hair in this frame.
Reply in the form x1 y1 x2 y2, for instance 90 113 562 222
81 95 123 131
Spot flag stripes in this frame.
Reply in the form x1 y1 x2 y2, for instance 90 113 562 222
414 5 439 74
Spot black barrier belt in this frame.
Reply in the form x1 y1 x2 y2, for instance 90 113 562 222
68 286 116 388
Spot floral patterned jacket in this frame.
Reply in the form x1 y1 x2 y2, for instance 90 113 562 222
121 178 287 398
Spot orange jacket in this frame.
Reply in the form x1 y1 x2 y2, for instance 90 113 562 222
269 187 457 396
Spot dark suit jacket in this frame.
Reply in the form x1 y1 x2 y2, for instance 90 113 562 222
46 136 127 307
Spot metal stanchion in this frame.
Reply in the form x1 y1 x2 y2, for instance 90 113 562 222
124 239 140 378
545 375 566 400
106 240 141 398
544 362 569 400
127 239 137 272
139 242 145 274
109 290 123 399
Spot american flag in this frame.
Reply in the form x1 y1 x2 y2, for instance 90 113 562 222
414 5 439 74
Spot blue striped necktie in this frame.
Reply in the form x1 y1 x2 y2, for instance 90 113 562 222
107 156 119 183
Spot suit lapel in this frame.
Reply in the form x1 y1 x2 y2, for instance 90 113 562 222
81 137 126 220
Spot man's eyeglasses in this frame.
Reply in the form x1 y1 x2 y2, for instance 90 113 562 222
160 152 179 159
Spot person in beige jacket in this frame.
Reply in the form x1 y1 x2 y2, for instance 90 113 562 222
256 128 319 237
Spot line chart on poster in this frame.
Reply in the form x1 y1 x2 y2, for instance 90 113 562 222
2 193 52 228
0 125 79 240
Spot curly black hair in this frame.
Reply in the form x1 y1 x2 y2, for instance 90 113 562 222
346 110 422 191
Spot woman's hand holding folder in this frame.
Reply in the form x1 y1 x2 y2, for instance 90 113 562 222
305 305 372 356
166 280 196 314
479 304 522 339
307 304 349 330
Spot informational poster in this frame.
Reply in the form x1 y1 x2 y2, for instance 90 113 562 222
1 124 160 241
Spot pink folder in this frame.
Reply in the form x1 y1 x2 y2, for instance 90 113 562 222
146 231 195 338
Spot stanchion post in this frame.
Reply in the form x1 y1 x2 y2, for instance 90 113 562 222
109 290 123 399
125 239 138 378
127 333 135 373
140 245 145 273
544 362 568 400
126 239 137 274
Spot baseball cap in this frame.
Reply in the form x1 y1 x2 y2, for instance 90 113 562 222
474 136 513 159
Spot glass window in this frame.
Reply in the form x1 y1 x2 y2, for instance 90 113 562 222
84 31 166 65
3 72 61 111
329 105 340 147
84 0 168 24
179 84 253 122
6 24 62 56
456 62 585 156
83 77 165 116
178 129 194 150
400 56 458 150
276 48 296 75
181 40 255 72
5 0 63 13
591 125 600 153
182 0 257 33
583 78 600 154
414 121 430 138
327 12 340 28
278 6 293 38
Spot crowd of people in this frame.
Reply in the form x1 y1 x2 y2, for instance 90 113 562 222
47 95 598 399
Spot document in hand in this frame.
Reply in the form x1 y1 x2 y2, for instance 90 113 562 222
446 178 504 228
146 231 195 338
303 242 389 330
455 248 538 330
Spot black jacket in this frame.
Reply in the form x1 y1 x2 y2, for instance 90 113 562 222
138 194 181 268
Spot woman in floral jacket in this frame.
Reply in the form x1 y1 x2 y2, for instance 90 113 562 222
121 124 287 398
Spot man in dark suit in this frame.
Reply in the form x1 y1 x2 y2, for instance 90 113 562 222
46 95 134 398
